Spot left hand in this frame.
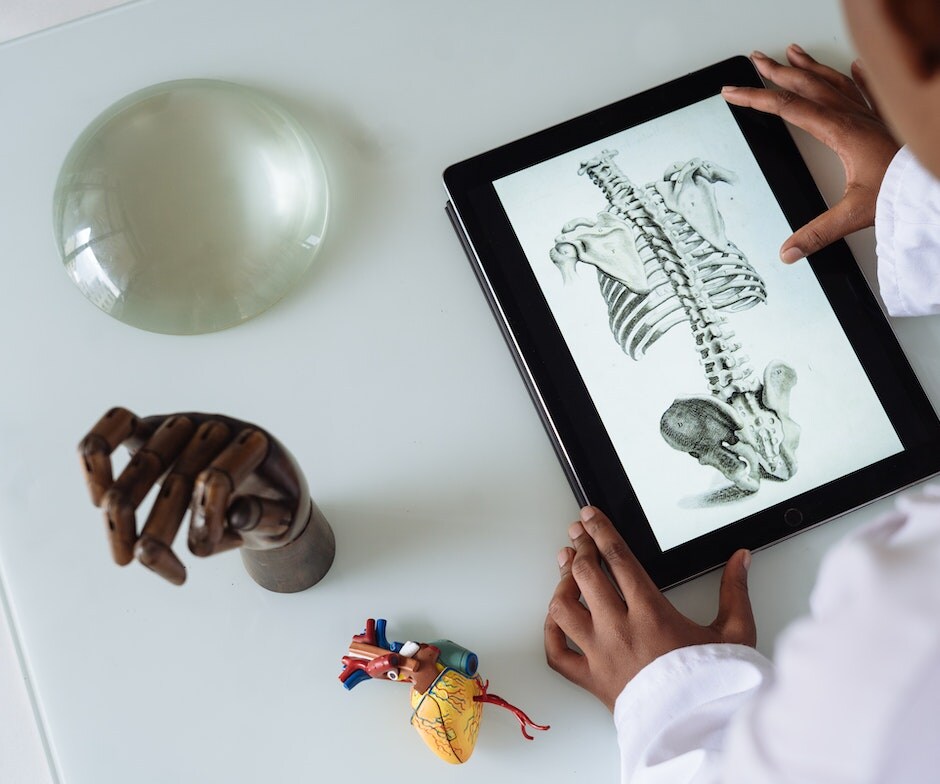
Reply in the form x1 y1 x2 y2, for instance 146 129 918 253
544 506 756 711
722 46 900 263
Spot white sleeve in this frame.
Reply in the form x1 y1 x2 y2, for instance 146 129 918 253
615 486 940 784
875 146 940 316
614 643 773 784
719 490 940 783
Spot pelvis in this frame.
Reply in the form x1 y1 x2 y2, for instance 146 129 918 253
660 361 800 492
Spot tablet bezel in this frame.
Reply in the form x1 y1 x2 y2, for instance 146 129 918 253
443 55 940 588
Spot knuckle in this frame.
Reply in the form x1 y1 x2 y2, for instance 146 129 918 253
544 648 562 671
78 434 101 457
134 536 161 565
793 70 819 93
802 224 830 251
775 89 799 110
582 512 610 535
836 74 856 94
601 538 631 567
570 555 596 580
104 487 126 513
547 598 565 620
727 579 750 600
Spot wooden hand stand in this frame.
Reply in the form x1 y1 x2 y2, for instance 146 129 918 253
78 407 335 592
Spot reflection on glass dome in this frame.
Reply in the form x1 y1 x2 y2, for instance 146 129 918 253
53 79 329 335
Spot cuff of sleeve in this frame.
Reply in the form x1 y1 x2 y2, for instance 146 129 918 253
875 146 940 317
614 643 773 776
875 147 915 316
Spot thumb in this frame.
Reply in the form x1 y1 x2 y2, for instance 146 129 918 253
779 188 875 263
712 549 757 647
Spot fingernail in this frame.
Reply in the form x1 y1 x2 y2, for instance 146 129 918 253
721 86 739 95
789 43 805 55
568 521 585 540
579 506 598 523
781 246 805 263
742 549 752 572
557 548 570 568
751 50 769 60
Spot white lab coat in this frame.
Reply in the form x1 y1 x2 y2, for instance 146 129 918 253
616 147 940 784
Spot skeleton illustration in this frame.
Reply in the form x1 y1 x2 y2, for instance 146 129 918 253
552 150 800 493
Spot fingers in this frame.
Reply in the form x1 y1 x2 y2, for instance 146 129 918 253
134 420 232 584
134 534 187 585
784 44 870 110
568 517 630 614
748 50 861 116
576 507 660 606
78 407 141 506
544 615 591 688
81 411 292 585
544 548 592 687
723 47 879 153
779 186 876 262
547 547 592 647
101 415 196 565
712 549 757 647
189 428 269 556
722 83 844 150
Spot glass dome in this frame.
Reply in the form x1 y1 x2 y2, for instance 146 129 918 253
53 79 329 334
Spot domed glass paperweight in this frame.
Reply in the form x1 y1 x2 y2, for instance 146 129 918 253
53 80 329 334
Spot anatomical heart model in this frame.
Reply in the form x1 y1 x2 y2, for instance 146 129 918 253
339 618 548 764
551 150 800 493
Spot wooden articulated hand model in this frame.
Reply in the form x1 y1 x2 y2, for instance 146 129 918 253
78 407 334 592
340 618 549 764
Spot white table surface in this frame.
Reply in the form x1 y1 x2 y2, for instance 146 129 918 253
4 1 940 782
1 6 133 783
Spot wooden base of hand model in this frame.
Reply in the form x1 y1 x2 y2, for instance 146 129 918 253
79 407 334 592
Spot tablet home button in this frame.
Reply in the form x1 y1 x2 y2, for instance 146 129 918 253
784 508 803 527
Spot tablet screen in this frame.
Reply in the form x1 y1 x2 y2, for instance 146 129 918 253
493 94 902 550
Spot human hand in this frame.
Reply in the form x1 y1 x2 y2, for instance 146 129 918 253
544 507 755 711
722 45 900 263
79 407 319 586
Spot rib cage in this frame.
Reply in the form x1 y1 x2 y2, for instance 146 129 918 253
595 180 766 360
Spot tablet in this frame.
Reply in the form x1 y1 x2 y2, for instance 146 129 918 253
443 55 940 588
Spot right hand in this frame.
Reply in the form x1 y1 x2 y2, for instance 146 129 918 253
544 507 755 711
722 45 900 263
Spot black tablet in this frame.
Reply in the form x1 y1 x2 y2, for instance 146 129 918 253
443 56 940 588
